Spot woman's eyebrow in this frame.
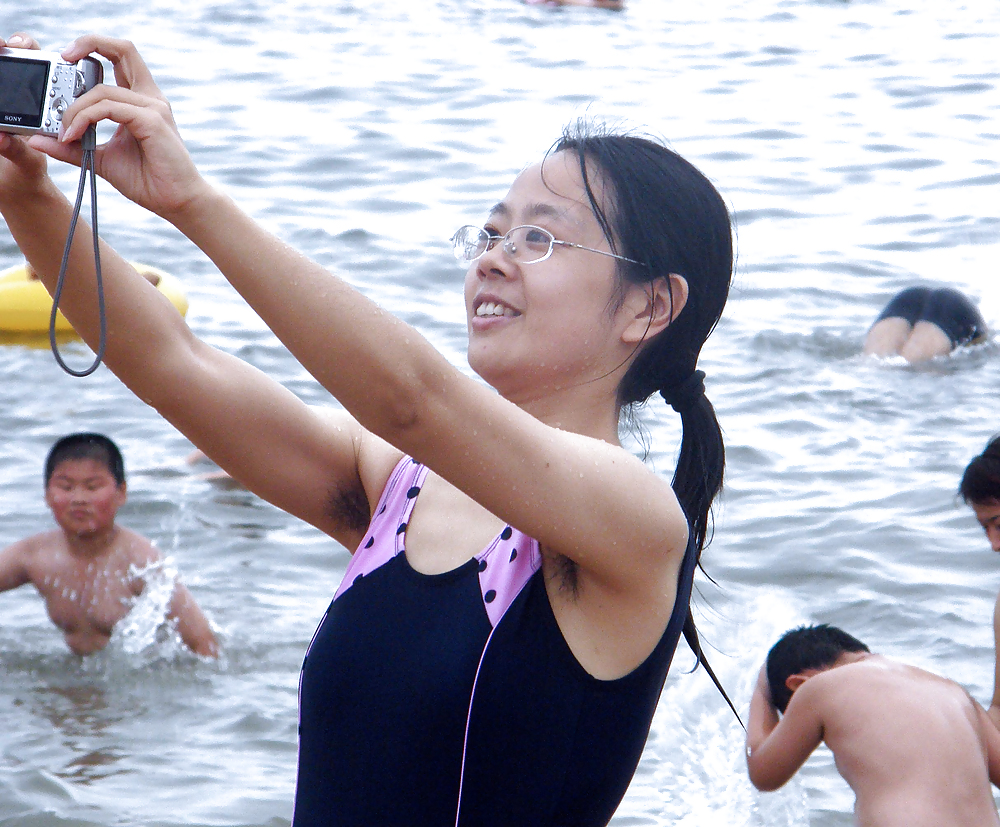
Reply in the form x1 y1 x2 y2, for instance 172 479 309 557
488 201 581 224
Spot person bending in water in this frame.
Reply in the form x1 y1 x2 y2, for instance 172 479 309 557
0 433 218 657
863 285 988 363
0 33 733 826
747 624 1000 827
960 435 1000 730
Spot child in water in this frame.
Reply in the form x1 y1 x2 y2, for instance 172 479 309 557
0 433 218 657
747 624 1000 827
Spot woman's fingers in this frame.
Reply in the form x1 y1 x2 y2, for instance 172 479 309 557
0 132 51 204
1 33 42 50
62 35 163 99
60 83 176 144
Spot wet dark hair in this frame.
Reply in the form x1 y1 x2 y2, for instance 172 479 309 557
766 624 870 713
44 433 126 487
553 121 734 714
959 434 1000 505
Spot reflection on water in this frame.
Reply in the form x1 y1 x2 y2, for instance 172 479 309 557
31 684 132 785
1 0 999 825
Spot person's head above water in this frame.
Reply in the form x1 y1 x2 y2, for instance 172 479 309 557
960 435 1000 506
959 434 1000 552
766 624 871 712
44 432 126 488
461 122 733 554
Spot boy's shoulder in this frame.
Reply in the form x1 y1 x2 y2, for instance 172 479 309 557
5 528 66 557
111 526 162 568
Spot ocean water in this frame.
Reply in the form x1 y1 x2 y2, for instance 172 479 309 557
0 0 998 824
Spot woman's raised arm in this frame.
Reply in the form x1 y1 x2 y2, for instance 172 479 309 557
0 38 394 548
10 35 689 593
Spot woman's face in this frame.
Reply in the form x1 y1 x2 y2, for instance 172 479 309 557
464 151 641 403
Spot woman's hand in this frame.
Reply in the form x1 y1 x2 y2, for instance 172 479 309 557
25 34 211 221
0 34 53 204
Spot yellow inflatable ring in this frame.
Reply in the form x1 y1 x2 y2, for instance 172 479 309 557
0 262 188 333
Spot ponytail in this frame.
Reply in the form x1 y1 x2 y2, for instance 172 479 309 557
552 123 737 722
659 370 724 558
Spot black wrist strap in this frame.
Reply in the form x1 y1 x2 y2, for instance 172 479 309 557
49 123 106 377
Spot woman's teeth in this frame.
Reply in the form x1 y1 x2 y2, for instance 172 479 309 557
476 302 514 317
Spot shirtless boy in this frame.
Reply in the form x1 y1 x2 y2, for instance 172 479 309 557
960 435 1000 729
0 433 218 657
746 624 1000 827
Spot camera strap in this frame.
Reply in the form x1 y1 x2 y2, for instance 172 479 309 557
49 123 107 377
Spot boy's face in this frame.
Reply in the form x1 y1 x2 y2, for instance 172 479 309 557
971 500 1000 552
45 458 126 538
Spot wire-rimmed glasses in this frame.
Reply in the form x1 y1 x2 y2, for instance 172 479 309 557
451 224 644 266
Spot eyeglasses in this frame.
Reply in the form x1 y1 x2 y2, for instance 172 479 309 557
451 224 644 266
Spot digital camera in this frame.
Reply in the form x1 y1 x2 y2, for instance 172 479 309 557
0 47 103 137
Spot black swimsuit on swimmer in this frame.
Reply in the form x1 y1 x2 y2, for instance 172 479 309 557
875 286 988 348
294 456 699 827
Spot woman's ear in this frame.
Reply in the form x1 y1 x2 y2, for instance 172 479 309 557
621 273 689 345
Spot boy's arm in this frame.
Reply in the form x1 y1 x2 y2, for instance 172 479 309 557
987 591 1000 731
0 539 32 593
746 665 825 791
167 582 219 658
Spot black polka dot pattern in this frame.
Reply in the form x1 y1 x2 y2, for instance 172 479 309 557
396 523 407 535
484 589 496 603
364 537 374 549
406 486 420 499
501 526 513 540
509 549 518 562
478 559 487 572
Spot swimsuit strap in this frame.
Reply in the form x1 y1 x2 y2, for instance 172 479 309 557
335 457 541 622
334 456 426 600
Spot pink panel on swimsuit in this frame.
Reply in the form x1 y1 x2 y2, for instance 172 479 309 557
334 457 540 626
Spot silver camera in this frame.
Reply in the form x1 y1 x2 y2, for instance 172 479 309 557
0 47 103 137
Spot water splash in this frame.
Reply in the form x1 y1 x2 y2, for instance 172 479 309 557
107 557 183 659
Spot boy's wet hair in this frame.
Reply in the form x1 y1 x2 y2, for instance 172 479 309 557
959 434 1000 505
766 624 870 713
44 433 126 487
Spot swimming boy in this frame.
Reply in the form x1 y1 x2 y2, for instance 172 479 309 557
0 433 218 657
960 435 1000 729
746 624 1000 827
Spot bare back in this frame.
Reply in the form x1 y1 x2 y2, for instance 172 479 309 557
816 658 1000 827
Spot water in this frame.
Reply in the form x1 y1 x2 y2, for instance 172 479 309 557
0 0 998 824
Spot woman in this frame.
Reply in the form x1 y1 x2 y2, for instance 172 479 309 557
0 33 733 826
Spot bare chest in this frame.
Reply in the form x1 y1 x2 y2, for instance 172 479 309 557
31 557 142 635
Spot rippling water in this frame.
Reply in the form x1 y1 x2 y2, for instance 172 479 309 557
1 1 999 825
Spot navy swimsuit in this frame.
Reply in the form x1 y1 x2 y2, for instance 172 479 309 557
295 456 698 826
875 286 988 347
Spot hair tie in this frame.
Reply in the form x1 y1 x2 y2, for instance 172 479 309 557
660 370 706 413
